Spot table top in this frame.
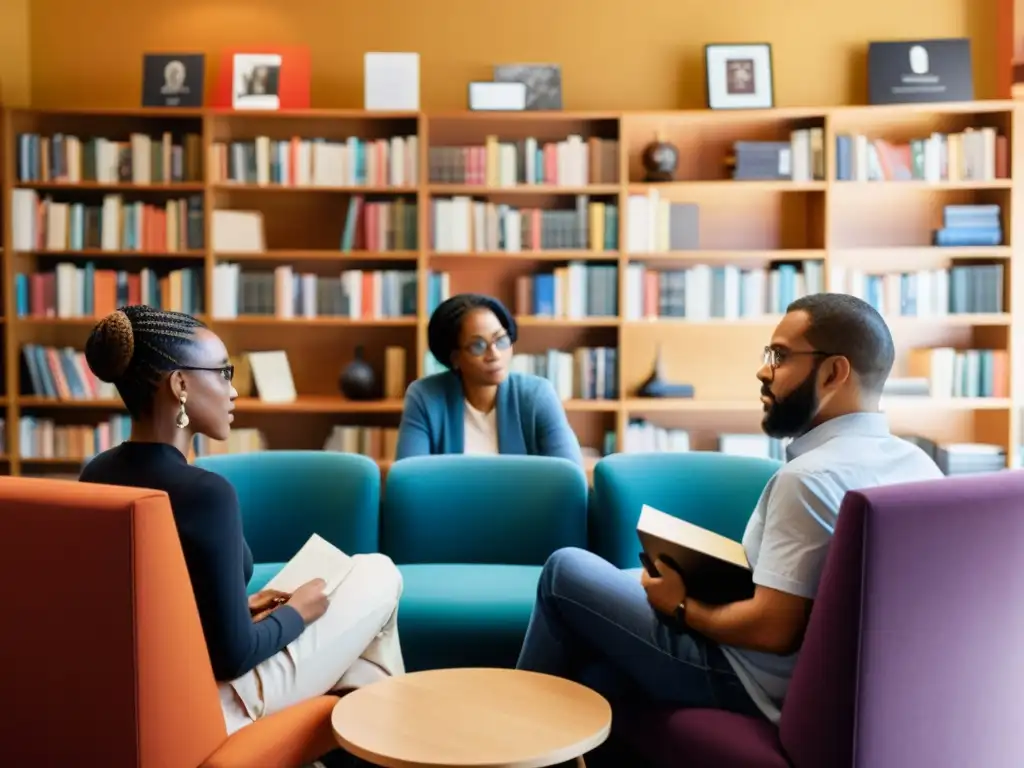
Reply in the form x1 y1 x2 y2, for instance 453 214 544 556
331 667 612 768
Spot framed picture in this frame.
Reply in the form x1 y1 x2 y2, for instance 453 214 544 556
232 53 282 110
494 64 563 110
705 43 774 110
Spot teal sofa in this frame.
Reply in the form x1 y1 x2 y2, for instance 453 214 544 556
198 449 781 676
380 454 589 671
193 451 382 593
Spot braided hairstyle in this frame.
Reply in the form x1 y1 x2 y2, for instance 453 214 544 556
84 305 207 419
427 293 517 370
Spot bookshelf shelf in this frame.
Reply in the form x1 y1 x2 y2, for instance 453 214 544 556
212 317 418 327
212 184 418 194
431 251 620 262
428 185 619 195
1 101 1019 475
14 182 205 192
22 249 206 258
217 250 418 262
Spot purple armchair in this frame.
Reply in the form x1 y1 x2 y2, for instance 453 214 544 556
616 469 1024 767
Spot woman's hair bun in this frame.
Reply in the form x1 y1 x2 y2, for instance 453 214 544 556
84 309 135 383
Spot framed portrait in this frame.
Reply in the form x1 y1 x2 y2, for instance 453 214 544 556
705 43 774 110
232 53 282 110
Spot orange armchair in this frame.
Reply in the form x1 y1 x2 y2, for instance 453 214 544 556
0 476 339 767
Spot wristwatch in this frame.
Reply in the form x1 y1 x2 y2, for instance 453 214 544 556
673 601 687 629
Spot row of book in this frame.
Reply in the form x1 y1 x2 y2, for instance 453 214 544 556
209 135 419 188
18 414 130 460
427 135 620 186
624 421 791 460
730 129 825 182
339 197 418 252
10 127 1009 187
15 131 204 184
834 128 1007 183
11 191 205 252
624 194 698 253
210 265 418 319
20 344 116 401
829 263 1005 317
624 261 826 320
431 196 618 252
14 264 203 318
508 348 618 401
514 264 619 319
907 347 1009 399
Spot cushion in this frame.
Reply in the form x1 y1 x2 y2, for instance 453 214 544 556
396 563 542 671
617 708 787 768
195 451 381 562
381 456 588 565
591 453 781 568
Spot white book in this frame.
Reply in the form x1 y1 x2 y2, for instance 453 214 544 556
265 534 355 596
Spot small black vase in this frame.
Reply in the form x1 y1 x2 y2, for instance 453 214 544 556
339 345 378 400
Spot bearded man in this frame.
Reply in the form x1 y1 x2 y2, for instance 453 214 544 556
515 292 942 725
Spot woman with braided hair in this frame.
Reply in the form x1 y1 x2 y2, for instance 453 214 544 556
395 293 583 466
79 306 405 735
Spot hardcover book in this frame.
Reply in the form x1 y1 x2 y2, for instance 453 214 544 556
637 504 754 604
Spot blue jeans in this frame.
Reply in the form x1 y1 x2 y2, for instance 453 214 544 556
516 547 763 718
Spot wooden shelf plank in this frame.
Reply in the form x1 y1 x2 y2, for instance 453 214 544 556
14 181 204 192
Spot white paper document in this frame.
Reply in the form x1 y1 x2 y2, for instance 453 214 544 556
264 534 355 596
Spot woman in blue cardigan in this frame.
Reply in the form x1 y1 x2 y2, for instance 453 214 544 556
395 293 583 467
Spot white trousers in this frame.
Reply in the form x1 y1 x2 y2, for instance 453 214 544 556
218 552 406 735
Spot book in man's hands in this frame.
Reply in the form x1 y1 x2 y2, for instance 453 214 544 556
637 504 754 605
263 534 355 596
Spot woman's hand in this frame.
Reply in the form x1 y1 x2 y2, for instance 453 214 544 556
249 589 291 622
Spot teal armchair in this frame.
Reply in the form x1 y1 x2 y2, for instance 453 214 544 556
194 451 381 593
590 452 782 569
381 455 589 671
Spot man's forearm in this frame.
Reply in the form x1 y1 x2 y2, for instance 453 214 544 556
683 595 793 655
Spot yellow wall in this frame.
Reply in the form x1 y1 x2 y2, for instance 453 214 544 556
0 0 31 105
27 0 999 109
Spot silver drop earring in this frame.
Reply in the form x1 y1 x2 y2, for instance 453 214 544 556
175 394 190 429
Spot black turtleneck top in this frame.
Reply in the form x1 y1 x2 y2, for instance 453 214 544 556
80 441 305 680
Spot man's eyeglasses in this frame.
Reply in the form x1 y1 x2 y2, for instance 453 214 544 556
464 335 512 357
762 346 838 371
178 364 235 382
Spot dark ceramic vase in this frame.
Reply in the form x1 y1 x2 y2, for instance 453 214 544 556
339 345 378 400
641 137 679 182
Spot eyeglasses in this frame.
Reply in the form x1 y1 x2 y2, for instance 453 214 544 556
762 346 838 371
177 364 235 382
463 335 512 357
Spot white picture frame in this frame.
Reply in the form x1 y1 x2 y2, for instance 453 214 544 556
705 44 774 110
232 53 282 110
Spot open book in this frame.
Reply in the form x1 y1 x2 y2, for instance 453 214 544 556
637 504 754 605
264 534 355 596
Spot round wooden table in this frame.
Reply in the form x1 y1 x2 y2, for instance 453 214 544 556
331 667 612 768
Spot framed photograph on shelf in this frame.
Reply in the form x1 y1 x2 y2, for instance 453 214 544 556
705 43 774 110
232 52 282 110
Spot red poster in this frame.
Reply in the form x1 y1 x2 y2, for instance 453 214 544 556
210 46 311 109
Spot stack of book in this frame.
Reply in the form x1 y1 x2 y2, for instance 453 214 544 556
933 204 1002 247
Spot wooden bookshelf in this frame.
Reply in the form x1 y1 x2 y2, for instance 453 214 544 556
2 101 1020 477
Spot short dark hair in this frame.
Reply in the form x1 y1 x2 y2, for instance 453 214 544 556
787 292 894 393
427 293 517 370
84 305 207 418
